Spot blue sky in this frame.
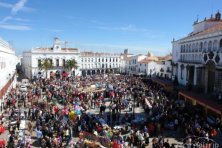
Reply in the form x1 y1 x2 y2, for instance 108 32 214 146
0 0 222 55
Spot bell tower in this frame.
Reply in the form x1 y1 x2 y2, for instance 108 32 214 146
215 11 221 21
53 37 61 51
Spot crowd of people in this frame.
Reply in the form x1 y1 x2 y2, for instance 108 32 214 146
0 73 221 148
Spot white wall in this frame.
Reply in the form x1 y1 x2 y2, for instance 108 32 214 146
0 39 17 90
22 50 81 79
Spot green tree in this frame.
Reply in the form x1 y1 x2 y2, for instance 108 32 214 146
65 59 78 75
38 58 53 78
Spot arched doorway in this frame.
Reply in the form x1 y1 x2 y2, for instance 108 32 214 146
206 60 216 93
97 69 100 74
82 70 86 77
92 70 95 75
87 70 91 75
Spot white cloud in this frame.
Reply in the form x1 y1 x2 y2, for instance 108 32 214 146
0 16 13 24
0 1 35 13
0 16 30 23
97 24 149 33
14 18 30 22
0 0 33 31
0 24 31 30
11 0 28 14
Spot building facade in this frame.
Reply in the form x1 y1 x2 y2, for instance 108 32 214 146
22 38 121 78
22 38 81 79
172 11 222 93
156 57 172 79
119 49 133 74
80 52 121 76
0 37 17 100
125 51 172 77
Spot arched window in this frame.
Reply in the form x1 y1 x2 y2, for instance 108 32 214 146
203 41 207 52
208 41 212 51
186 44 188 52
195 43 198 52
199 42 203 52
189 44 191 52
180 45 183 53
213 40 218 51
192 43 195 52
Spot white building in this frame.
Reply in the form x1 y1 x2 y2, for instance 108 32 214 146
172 11 222 93
125 51 172 77
0 37 17 100
79 51 121 76
119 49 133 74
22 38 122 78
22 38 81 79
156 56 172 79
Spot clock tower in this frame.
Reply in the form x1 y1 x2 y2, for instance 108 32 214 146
53 37 61 51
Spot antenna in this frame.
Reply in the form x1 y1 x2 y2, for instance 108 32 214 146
64 41 68 50
196 14 199 22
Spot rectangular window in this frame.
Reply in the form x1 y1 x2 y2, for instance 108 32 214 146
56 59 59 67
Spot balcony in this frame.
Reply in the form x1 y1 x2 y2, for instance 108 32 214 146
53 66 65 69
179 59 202 64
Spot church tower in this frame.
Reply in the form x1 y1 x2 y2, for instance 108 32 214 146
53 37 61 51
215 11 221 21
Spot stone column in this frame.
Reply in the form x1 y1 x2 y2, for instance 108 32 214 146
204 68 208 93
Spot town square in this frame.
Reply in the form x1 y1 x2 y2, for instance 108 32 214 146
0 0 222 147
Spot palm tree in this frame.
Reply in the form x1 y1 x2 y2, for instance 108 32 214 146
38 58 53 78
65 59 78 76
